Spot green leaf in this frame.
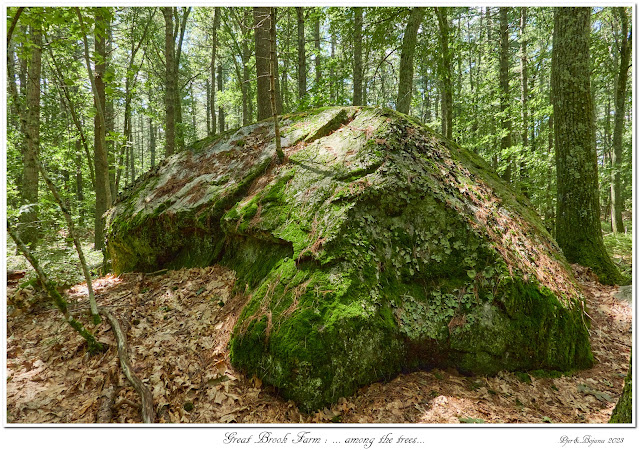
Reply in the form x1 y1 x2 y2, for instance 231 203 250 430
459 417 485 424
467 269 476 279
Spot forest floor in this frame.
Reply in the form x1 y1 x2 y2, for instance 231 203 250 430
6 261 631 424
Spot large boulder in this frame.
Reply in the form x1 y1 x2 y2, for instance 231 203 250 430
106 107 593 411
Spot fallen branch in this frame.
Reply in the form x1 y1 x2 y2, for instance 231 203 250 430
100 308 155 423
96 385 117 423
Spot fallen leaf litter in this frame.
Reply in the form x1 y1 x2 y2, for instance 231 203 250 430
6 264 631 423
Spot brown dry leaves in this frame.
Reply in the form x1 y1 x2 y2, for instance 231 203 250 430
6 264 631 424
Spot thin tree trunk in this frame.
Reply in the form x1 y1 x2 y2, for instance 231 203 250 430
218 64 225 131
149 118 156 167
210 7 220 135
7 222 103 354
162 7 176 157
75 140 85 226
352 7 363 106
396 7 426 114
314 10 322 97
36 157 101 323
106 21 115 201
611 7 631 233
270 7 284 161
296 7 307 105
206 77 211 135
174 7 191 152
499 7 513 183
519 7 529 197
435 7 453 139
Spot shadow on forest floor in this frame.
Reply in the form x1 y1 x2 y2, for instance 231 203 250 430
6 261 631 424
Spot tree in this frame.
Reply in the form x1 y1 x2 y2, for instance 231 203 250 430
21 19 42 249
396 7 426 114
162 7 177 156
551 7 622 285
610 7 631 233
435 7 452 139
270 8 284 161
352 7 363 106
296 7 307 104
499 7 513 182
254 7 272 121
210 7 221 135
519 7 530 196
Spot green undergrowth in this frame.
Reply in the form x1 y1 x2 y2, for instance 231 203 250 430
6 230 103 288
601 220 633 282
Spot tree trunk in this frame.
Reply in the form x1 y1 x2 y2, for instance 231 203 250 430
435 7 453 139
396 7 426 115
499 7 513 183
162 7 176 157
106 21 115 201
552 7 622 285
174 7 191 152
610 7 631 233
93 7 111 250
254 7 272 121
218 64 225 132
270 7 284 161
21 23 42 249
210 7 221 135
206 77 211 135
296 7 307 105
75 140 85 226
7 222 103 355
314 10 322 97
330 32 336 103
149 118 156 167
519 7 529 197
352 7 363 106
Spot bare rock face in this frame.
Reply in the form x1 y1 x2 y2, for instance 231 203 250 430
106 107 593 411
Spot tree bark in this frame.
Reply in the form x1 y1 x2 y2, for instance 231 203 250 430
353 7 363 106
314 10 322 96
499 7 513 182
21 22 42 250
254 7 272 120
174 7 191 152
519 7 529 197
162 7 176 157
270 7 284 161
218 64 225 132
396 7 426 114
210 7 221 135
296 7 307 105
93 7 112 250
552 7 622 285
435 7 453 139
610 7 631 233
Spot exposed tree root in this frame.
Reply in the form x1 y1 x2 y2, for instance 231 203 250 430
101 308 155 423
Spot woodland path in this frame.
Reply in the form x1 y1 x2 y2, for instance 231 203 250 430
6 264 631 424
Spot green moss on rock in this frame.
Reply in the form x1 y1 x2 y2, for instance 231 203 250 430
106 106 593 412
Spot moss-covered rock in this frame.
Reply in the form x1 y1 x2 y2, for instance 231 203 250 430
106 106 593 412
